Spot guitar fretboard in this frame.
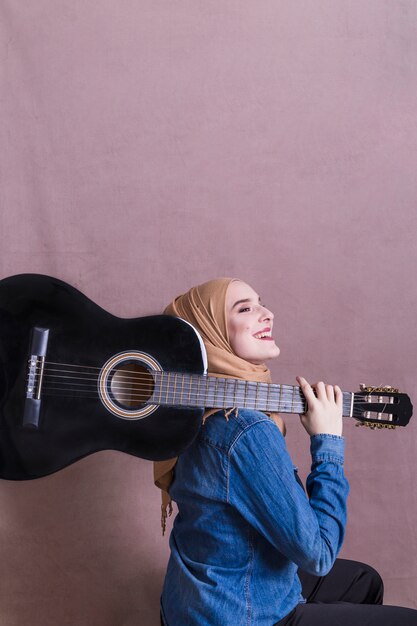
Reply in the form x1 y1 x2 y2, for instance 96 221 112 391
149 373 353 416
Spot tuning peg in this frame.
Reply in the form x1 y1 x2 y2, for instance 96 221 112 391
358 383 399 393
355 421 397 430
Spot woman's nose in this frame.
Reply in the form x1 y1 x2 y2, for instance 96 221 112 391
259 305 273 321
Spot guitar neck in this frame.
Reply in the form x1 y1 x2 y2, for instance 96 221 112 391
149 373 354 417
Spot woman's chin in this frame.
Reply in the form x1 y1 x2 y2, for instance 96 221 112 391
265 342 280 360
266 347 280 361
247 345 280 364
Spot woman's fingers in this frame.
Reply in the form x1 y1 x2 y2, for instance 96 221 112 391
297 376 343 437
335 385 343 408
296 376 315 403
315 381 327 400
326 384 335 401
299 378 340 404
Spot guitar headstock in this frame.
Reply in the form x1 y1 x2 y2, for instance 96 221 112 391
352 384 413 429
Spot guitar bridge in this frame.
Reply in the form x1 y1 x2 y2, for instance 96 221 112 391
23 327 49 429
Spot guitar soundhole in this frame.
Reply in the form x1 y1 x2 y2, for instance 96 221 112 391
109 362 154 410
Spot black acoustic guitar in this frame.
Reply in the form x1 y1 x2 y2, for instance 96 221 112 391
0 274 412 480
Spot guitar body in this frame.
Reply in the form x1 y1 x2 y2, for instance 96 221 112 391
0 274 206 480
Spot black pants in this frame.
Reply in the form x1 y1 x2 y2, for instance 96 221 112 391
160 559 417 625
274 558 417 625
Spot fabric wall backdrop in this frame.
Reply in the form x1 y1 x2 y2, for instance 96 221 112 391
1 1 416 624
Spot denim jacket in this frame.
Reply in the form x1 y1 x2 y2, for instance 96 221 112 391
161 409 349 626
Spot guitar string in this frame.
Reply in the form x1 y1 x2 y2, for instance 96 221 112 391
39 388 306 408
37 382 311 410
33 370 314 392
32 370 310 409
40 385 362 415
28 364 398 396
27 378 378 418
32 369 308 391
31 363 307 393
31 370 383 409
31 363 391 402
32 369 385 402
34 387 375 419
34 361 360 392
28 379 379 412
30 373 321 403
27 372 380 405
35 386 305 409
36 375 356 411
31 370 351 402
33 370 309 391
35 383 369 418
27 366 391 419
31 364 360 398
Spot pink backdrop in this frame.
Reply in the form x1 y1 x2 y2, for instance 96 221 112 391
1 1 416 623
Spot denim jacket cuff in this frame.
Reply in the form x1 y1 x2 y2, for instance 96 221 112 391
310 434 345 465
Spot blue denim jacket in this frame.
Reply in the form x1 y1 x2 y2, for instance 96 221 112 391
161 409 349 626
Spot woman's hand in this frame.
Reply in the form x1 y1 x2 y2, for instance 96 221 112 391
296 376 343 437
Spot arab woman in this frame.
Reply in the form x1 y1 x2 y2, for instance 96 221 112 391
155 277 417 626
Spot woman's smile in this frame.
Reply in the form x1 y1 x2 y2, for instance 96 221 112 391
253 327 273 340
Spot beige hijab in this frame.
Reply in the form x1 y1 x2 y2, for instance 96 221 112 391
153 277 284 532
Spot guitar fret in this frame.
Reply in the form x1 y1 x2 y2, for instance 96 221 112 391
204 376 210 406
253 382 258 408
157 373 163 405
245 381 251 408
228 379 237 408
224 379 231 408
197 376 201 406
222 379 227 408
301 389 307 413
214 378 219 406
165 372 171 405
259 383 268 411
173 373 178 405
179 374 185 405
217 378 226 407
213 377 220 406
188 374 193 405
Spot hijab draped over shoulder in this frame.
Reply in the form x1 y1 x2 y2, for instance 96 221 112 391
153 277 284 532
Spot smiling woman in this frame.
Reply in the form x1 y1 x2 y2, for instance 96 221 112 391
155 278 417 626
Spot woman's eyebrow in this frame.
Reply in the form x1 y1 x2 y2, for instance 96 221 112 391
232 297 261 309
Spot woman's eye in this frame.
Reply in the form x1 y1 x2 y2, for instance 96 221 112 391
239 307 251 313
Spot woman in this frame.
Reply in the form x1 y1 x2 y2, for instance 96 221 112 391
155 278 417 625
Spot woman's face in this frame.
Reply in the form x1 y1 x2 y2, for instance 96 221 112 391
225 280 280 365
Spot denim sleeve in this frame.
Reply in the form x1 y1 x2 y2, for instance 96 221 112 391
227 418 349 576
